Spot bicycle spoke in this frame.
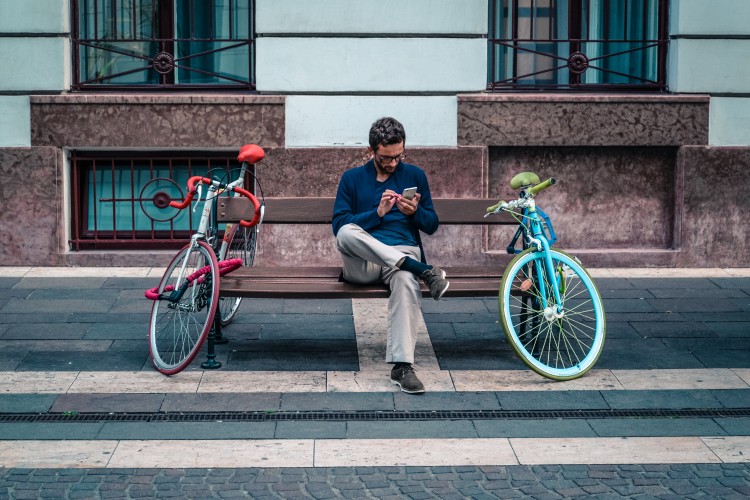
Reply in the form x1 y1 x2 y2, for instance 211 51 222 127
499 248 606 380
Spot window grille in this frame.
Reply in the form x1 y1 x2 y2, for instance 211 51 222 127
70 151 254 250
488 0 669 91
71 0 255 90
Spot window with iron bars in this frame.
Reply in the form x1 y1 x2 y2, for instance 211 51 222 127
71 0 255 90
488 0 669 91
70 151 256 250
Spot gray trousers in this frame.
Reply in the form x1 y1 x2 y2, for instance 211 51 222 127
335 223 421 364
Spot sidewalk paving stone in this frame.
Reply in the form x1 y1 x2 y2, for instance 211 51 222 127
600 389 722 409
595 340 705 369
17 351 149 372
715 418 750 436
12 277 107 290
712 389 750 408
51 393 165 413
274 421 347 439
160 393 282 413
345 420 478 439
393 392 501 411
96 422 277 440
0 394 56 413
0 423 104 440
1 323 90 340
497 391 608 411
473 419 596 438
280 392 394 412
586 417 727 437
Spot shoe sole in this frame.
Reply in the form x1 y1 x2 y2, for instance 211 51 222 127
390 379 425 394
430 269 449 301
432 280 449 301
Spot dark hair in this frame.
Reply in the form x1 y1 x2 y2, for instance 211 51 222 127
368 117 406 152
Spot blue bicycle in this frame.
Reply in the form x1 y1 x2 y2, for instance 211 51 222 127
486 172 606 380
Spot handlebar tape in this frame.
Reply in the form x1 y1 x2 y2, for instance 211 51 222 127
486 177 557 212
167 177 262 228
486 201 503 213
233 187 262 228
168 176 213 209
527 177 557 196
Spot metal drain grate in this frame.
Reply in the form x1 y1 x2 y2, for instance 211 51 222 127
2 408 749 423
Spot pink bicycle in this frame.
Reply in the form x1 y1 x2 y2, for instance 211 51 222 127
146 144 265 374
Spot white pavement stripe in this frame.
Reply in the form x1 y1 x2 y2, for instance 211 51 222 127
1 368 748 394
510 437 722 465
351 298 439 371
0 437 748 469
0 440 118 468
3 266 750 278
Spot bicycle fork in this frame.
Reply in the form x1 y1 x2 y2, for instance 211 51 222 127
525 212 565 321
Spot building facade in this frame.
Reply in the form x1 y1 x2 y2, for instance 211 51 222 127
0 0 748 268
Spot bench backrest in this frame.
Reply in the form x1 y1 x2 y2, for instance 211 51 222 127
218 197 516 225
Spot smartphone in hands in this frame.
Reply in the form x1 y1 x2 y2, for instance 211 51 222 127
401 187 418 200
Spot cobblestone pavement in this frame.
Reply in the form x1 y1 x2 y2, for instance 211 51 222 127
1 464 749 499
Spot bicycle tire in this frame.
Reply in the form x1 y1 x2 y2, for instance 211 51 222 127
217 223 258 326
498 248 606 380
149 241 220 375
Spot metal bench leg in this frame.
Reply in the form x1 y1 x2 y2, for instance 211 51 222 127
201 314 223 370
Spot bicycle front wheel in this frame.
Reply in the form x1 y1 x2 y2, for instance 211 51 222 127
217 223 258 326
149 241 220 375
499 248 606 380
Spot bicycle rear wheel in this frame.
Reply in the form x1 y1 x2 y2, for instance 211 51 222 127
217 223 258 326
149 240 220 375
498 248 606 380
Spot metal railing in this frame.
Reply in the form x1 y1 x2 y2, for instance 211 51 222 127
70 151 253 250
488 0 669 91
71 0 255 90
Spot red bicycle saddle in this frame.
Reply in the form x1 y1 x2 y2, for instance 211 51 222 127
238 144 265 164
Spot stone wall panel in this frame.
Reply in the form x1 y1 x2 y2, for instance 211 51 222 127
0 147 63 265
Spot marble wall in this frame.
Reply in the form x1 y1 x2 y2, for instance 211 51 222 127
0 147 64 265
30 95 285 149
2 93 746 268
458 94 709 147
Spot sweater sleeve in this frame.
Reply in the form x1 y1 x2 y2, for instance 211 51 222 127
331 171 381 236
411 170 439 235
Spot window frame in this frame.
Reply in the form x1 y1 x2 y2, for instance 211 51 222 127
69 150 256 251
487 0 670 92
70 0 256 91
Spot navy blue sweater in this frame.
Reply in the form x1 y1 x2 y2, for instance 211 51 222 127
332 160 439 263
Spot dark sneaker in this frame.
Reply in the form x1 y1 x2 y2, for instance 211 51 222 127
390 364 425 394
421 266 449 301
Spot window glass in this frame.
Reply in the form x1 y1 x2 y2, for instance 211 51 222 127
488 0 666 90
74 0 254 89
71 153 253 250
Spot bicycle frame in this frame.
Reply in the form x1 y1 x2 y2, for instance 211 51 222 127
164 163 254 302
505 198 565 317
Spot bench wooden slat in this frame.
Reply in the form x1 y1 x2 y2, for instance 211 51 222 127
219 266 503 299
219 197 515 225
233 266 503 280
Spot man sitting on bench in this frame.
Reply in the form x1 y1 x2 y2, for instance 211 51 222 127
332 117 449 394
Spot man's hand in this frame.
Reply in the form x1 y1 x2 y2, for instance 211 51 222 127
377 189 398 218
396 192 420 216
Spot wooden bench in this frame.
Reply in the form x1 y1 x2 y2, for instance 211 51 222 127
195 196 516 369
217 197 517 299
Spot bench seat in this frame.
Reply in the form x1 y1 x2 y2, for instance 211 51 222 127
217 197 514 299
219 266 504 299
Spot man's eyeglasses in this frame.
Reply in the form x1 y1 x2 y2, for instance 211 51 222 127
375 152 405 164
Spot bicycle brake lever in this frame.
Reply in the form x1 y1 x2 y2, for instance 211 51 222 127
193 184 203 213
